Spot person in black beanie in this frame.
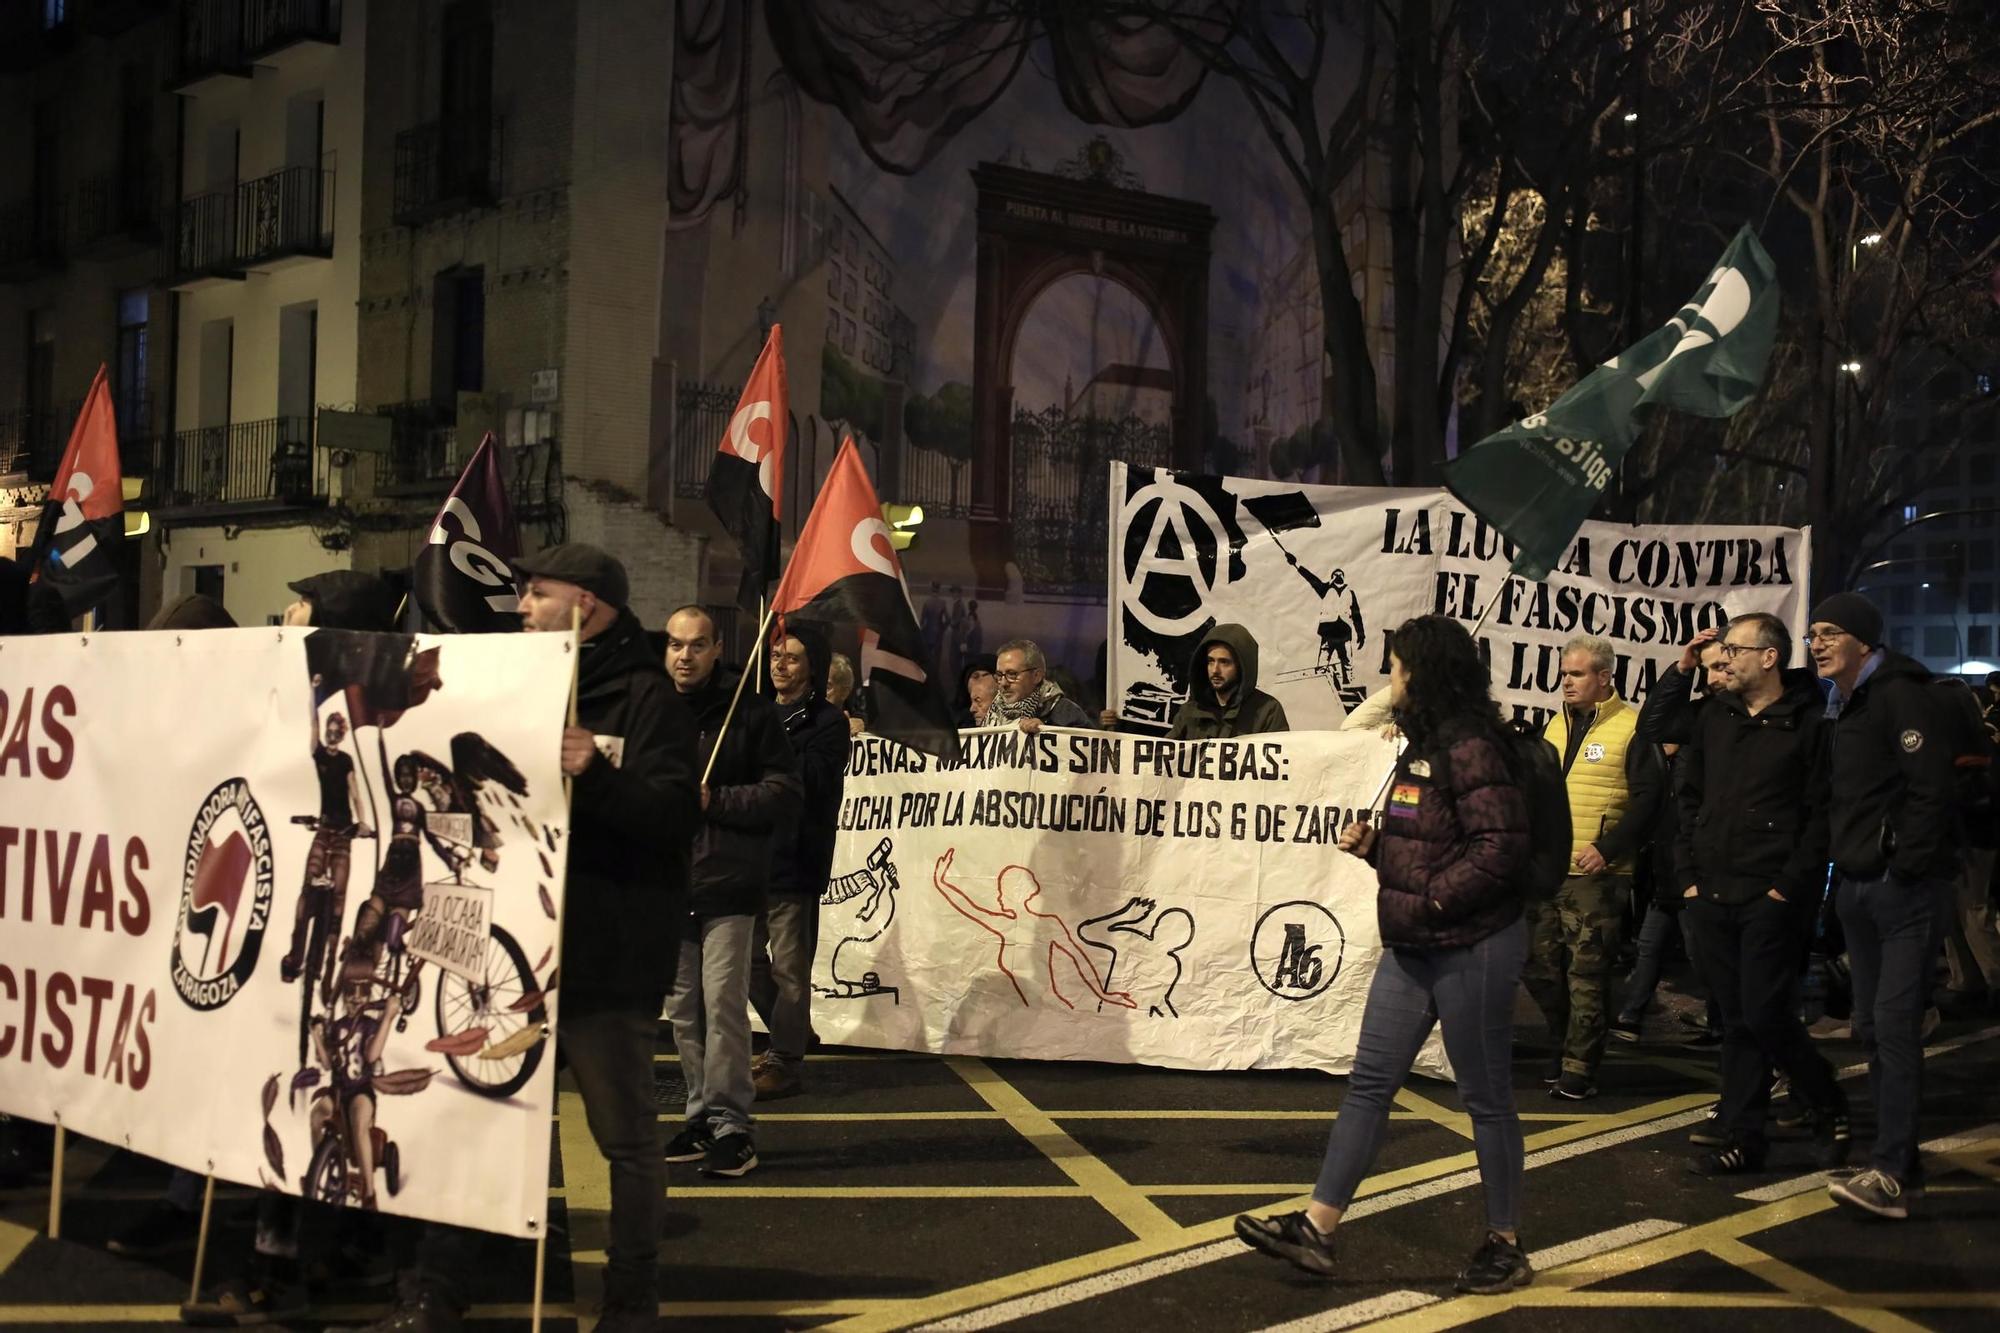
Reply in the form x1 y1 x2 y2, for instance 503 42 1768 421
750 622 848 1098
1808 590 1959 1220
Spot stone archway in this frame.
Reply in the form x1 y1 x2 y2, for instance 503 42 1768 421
969 163 1216 521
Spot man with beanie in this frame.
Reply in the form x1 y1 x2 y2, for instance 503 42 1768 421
662 607 802 1178
751 623 848 1099
359 544 699 1333
1809 591 1959 1220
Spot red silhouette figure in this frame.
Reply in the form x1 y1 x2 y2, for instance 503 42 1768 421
931 849 1137 1011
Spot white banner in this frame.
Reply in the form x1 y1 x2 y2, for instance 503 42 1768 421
816 728 1448 1077
1107 466 1811 731
0 628 573 1238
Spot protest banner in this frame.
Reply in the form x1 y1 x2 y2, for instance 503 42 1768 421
1107 466 1811 732
815 726 1450 1078
0 628 572 1238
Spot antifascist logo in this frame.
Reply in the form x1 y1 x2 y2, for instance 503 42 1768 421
1250 900 1345 1002
170 778 276 1011
1899 729 1924 753
1584 742 1606 762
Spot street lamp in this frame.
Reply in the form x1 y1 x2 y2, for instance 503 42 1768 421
1859 233 1883 247
1623 111 1639 122
1840 361 1863 374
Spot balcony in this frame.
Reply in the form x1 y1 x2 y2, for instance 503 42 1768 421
173 165 332 286
0 197 67 282
75 165 163 256
154 416 325 516
393 116 503 226
176 0 340 92
0 402 81 482
371 402 460 495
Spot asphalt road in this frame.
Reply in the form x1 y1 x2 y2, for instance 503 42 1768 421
4 995 1999 1332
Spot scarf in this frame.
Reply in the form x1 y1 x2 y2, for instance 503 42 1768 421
987 677 1065 726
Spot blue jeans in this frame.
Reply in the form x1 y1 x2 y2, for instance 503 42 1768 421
669 914 757 1137
1314 916 1528 1233
1837 874 1953 1181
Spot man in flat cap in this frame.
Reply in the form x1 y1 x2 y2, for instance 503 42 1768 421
363 544 699 1332
1808 591 1959 1221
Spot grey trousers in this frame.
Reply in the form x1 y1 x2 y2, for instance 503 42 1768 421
669 914 757 1137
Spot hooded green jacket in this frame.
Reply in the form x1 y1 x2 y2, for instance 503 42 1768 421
1166 623 1291 740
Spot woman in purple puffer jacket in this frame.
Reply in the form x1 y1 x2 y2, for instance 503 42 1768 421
1237 615 1534 1294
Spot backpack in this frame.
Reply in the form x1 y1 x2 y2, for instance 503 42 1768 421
1934 679 1999 851
1427 725 1572 900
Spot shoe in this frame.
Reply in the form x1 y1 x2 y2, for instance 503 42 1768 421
1808 1015 1852 1040
1921 1006 1941 1041
179 1275 309 1327
1689 1105 1726 1148
752 1058 802 1100
1550 1071 1596 1101
700 1133 758 1178
1828 1168 1909 1219
1454 1230 1533 1294
354 1290 465 1333
1609 1016 1642 1043
1541 1054 1563 1086
1813 1107 1853 1169
302 1239 396 1295
1683 1024 1721 1048
1689 1143 1766 1176
1234 1209 1338 1277
1769 1073 1792 1103
106 1201 196 1257
662 1123 713 1163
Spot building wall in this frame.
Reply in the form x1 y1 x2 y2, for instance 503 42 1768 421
158 522 351 627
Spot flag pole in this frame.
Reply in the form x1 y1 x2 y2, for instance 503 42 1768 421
533 605 581 1333
46 1117 64 1238
701 598 781 787
188 1171 217 1304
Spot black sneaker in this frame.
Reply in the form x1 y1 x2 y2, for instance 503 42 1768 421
1828 1168 1909 1219
1541 1054 1563 1086
1689 1143 1766 1176
179 1275 309 1327
663 1123 712 1163
355 1290 465 1333
700 1133 758 1178
1550 1071 1596 1101
106 1201 196 1257
1609 1016 1642 1043
1454 1231 1533 1294
1813 1107 1852 1169
1688 1105 1726 1148
1234 1209 1337 1277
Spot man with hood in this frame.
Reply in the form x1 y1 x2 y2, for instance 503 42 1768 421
1165 624 1289 740
1675 612 1847 1177
1810 592 1960 1221
662 606 802 1179
359 545 698 1333
751 622 848 1099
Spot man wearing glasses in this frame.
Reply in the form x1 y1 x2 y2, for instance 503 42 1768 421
1675 612 1847 1177
1808 593 1959 1219
985 639 1095 732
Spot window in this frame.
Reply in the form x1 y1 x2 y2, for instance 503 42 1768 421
1971 625 1993 658
1902 505 1920 523
1923 626 1956 660
1923 584 1955 614
1971 540 1995 573
1891 626 1915 654
1887 585 1913 616
1970 583 1994 615
430 267 485 411
115 290 150 439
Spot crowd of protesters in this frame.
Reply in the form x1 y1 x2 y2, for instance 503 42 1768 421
4 543 1997 1325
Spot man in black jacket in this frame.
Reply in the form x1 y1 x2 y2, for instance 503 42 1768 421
1677 611 1847 1176
750 623 847 1099
1810 592 1960 1220
362 544 699 1333
662 607 802 1179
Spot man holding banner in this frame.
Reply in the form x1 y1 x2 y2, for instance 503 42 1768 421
364 544 699 1333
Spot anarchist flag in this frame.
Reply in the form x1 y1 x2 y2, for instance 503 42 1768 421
707 324 787 609
32 365 126 619
772 437 961 762
412 432 521 631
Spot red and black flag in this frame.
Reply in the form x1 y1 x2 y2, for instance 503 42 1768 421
306 630 442 730
772 438 961 762
31 365 125 619
412 431 521 632
708 324 787 608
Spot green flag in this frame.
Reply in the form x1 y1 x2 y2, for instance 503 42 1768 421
1443 225 1779 580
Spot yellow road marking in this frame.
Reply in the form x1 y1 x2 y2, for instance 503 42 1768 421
555 1087 604 1317
0 1220 35 1281
1392 1086 1475 1140
945 1056 1182 1243
1707 1238 1932 1333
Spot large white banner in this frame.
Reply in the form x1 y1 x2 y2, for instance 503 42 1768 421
0 628 572 1238
816 727 1449 1077
1107 466 1812 731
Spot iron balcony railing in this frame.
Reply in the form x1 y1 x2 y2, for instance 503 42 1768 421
372 401 460 488
157 415 325 508
176 165 332 277
671 379 739 500
76 164 162 249
392 115 503 226
179 0 339 83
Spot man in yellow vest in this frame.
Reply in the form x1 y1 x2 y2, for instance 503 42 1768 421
1526 635 1667 1099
